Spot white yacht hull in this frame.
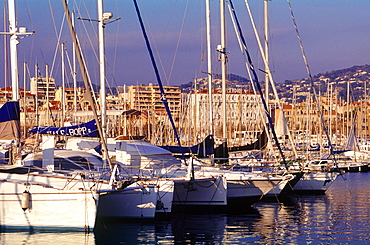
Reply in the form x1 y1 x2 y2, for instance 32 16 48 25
172 176 227 210
197 168 282 204
96 179 174 219
97 186 158 219
263 174 295 197
293 171 339 193
0 172 99 231
226 175 280 198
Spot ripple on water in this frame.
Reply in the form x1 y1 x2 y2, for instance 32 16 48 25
2 172 370 244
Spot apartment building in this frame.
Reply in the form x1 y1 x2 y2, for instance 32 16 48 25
124 83 181 120
55 86 89 110
186 88 264 141
30 76 56 105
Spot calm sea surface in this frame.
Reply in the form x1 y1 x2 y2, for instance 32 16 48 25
1 172 370 244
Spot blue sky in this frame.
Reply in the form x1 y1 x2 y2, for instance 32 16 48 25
1 0 369 90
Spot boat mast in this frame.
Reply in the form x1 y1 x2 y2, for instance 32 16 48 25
264 0 269 105
46 64 50 126
98 0 107 136
8 0 18 101
98 0 113 166
0 0 32 101
35 63 39 127
220 0 227 153
72 11 78 117
23 62 27 136
123 84 127 136
346 80 350 138
193 79 198 144
61 42 66 124
206 0 213 136
365 80 368 140
62 0 112 170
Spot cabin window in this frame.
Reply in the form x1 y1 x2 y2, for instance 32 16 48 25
54 157 85 170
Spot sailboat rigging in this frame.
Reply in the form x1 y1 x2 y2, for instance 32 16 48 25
61 0 112 170
132 0 185 160
227 0 288 168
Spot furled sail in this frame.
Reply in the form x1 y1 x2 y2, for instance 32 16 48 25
0 101 21 140
228 129 268 152
160 135 214 157
28 120 98 137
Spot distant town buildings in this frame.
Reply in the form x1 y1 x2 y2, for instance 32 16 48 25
1 87 36 110
0 64 369 144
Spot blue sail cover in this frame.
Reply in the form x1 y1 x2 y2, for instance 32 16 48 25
28 119 98 137
0 101 21 140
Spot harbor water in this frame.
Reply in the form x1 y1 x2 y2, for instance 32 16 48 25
1 172 370 244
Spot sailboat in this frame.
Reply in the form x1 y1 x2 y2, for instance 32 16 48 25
62 0 219 219
333 110 369 172
0 102 107 231
194 0 294 203
111 0 229 213
274 0 341 193
148 0 290 207
58 0 177 220
0 0 118 231
0 165 105 231
292 162 339 194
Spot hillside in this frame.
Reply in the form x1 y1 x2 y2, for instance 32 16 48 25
281 64 370 102
180 64 370 102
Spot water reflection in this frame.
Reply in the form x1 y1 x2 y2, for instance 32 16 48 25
0 231 94 245
171 214 227 243
2 173 370 244
248 173 370 244
94 220 172 244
